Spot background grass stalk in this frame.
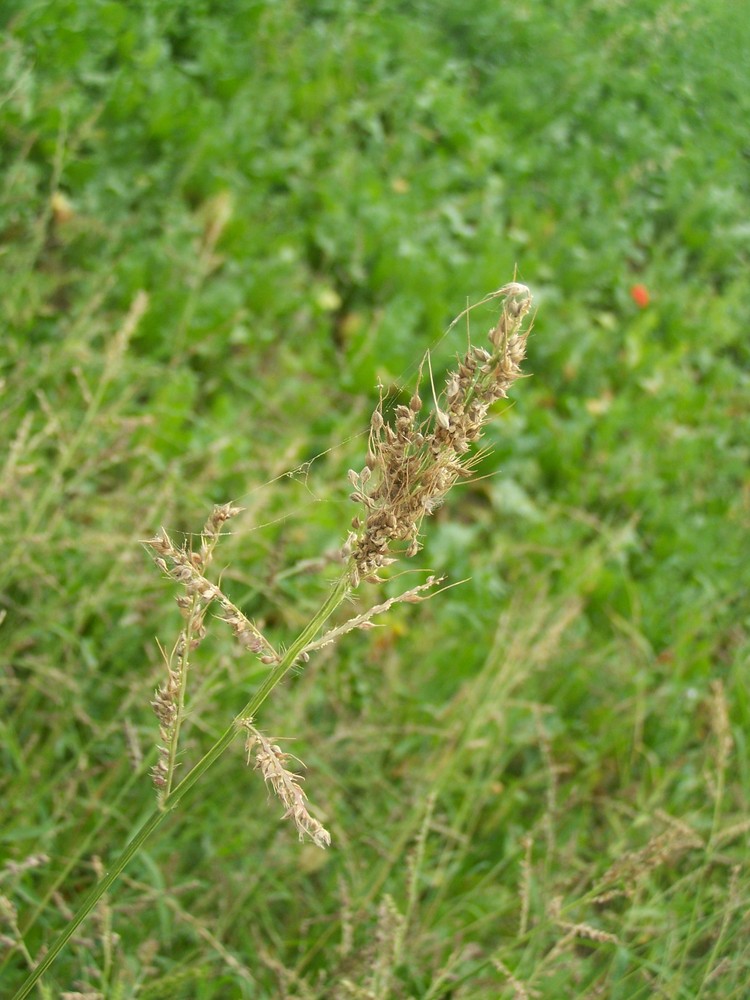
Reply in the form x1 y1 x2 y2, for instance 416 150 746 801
11 573 351 1000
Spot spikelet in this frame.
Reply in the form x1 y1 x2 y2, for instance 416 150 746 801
243 721 331 849
348 284 532 583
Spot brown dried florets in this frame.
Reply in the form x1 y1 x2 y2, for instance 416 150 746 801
243 722 331 849
347 283 532 584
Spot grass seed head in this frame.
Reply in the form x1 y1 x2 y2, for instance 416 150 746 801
243 722 331 849
348 284 532 583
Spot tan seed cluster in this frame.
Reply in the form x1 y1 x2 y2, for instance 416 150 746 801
146 505 280 794
147 517 278 665
243 722 331 849
549 895 620 944
593 823 703 903
346 284 532 585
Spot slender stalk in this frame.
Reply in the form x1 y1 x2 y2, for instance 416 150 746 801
12 573 350 1000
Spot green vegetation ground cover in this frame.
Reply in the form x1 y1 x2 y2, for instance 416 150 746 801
1 1 748 996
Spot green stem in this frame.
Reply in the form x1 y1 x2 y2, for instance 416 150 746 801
12 573 350 1000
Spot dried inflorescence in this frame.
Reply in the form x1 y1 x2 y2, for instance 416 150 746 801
147 514 278 666
300 574 444 658
592 822 703 904
548 895 620 945
243 721 331 849
345 283 532 585
142 284 535 847
146 504 278 795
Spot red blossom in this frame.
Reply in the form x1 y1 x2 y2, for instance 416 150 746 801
630 283 650 308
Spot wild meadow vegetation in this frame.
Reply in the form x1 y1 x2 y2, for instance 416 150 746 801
1 1 749 997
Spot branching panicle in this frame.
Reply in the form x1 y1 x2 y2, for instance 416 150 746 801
13 283 538 993
144 285 533 823
347 283 532 585
145 504 275 797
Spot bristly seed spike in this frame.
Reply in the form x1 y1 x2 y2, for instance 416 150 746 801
346 283 532 583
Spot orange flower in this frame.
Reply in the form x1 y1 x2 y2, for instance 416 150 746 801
630 283 650 308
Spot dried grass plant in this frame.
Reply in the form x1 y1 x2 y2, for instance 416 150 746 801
13 282 534 998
